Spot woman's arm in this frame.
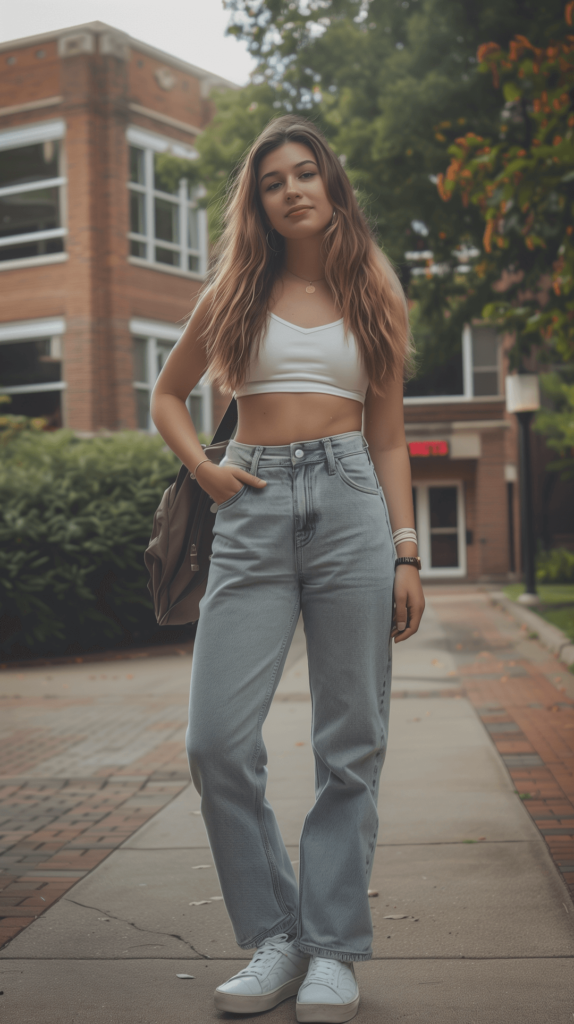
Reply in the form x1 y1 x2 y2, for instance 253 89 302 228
150 291 266 505
363 377 425 643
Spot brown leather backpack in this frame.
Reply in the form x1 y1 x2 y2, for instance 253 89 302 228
144 400 238 625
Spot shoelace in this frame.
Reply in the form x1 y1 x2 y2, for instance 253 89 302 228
234 934 292 978
305 957 348 987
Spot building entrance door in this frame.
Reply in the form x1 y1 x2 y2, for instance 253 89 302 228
413 482 466 579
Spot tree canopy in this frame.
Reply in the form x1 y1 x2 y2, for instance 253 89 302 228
191 0 568 384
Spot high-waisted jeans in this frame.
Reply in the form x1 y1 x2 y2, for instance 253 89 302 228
186 431 395 962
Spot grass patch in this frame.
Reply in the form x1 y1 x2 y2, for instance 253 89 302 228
503 584 574 642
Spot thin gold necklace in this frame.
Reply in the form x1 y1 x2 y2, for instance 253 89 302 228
286 268 325 294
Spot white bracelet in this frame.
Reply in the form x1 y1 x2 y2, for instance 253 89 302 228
392 528 418 547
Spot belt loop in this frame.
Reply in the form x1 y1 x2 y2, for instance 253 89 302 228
250 446 264 476
323 438 336 475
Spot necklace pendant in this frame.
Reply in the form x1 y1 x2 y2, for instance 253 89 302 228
306 284 315 293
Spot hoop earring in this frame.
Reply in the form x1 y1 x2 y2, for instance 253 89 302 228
266 230 281 253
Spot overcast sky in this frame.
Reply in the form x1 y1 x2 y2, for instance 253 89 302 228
0 0 255 84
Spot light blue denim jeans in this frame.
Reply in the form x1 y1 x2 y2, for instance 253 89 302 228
186 431 395 962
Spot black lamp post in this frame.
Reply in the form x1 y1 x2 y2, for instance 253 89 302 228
505 374 541 606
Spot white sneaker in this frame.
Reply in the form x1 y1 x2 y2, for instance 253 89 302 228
214 933 310 1013
296 956 360 1023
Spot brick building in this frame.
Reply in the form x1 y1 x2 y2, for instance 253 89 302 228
0 20 232 437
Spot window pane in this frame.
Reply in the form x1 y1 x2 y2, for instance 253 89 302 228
187 392 203 433
132 338 148 383
154 153 179 195
188 206 199 251
129 147 145 185
473 370 499 396
154 197 179 243
156 342 174 376
0 237 64 262
472 327 498 367
129 191 145 236
429 487 457 529
1 389 61 427
188 254 200 273
430 534 459 568
0 140 59 189
130 239 146 258
0 186 60 240
0 338 61 388
135 388 150 430
155 246 179 265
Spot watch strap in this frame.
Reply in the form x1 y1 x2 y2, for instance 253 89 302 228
395 556 422 571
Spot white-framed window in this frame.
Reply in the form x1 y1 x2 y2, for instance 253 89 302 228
0 316 66 426
0 119 67 267
404 325 501 404
126 126 207 277
413 481 467 578
130 317 212 435
462 325 501 397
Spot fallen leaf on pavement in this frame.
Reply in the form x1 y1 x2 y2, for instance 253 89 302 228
192 864 211 869
384 914 408 920
368 890 379 897
189 901 211 906
176 974 195 979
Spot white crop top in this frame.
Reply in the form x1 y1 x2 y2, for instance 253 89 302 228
235 313 369 405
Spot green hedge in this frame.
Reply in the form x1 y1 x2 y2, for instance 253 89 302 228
0 430 182 660
536 547 574 584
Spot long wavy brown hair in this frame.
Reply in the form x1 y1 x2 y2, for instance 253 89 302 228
200 115 411 395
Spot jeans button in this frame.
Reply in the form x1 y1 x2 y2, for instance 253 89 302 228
294 449 304 458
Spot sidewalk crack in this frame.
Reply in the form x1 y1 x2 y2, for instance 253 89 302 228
63 897 211 959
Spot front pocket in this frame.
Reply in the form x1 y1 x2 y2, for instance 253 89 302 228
216 485 247 510
336 454 380 495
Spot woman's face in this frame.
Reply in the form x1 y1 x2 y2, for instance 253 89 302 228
258 141 333 240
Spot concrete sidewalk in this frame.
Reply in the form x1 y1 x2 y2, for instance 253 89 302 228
1 591 574 1022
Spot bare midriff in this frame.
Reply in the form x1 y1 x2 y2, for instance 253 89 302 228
235 392 363 446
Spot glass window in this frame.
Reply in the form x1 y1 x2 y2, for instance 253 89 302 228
135 388 150 430
129 146 145 185
154 197 179 244
0 140 59 189
154 153 179 195
127 143 205 275
472 327 499 396
429 487 459 568
0 335 63 427
0 139 65 263
132 333 208 434
187 392 203 433
129 191 145 237
132 337 148 383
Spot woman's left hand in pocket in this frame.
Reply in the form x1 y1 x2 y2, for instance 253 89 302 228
391 565 425 643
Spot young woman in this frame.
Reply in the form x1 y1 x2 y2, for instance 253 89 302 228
151 115 424 1024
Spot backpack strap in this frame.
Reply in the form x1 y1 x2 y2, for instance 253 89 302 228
210 398 238 445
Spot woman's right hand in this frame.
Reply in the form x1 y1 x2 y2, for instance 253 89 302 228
194 460 266 506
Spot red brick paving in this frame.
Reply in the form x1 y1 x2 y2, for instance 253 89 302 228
430 594 574 901
0 669 192 949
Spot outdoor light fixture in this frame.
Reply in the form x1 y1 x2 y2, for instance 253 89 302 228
505 374 541 605
505 374 540 414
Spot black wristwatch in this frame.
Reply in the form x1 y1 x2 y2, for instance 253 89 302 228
395 556 422 571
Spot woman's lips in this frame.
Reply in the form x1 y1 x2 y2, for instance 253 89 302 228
287 207 312 218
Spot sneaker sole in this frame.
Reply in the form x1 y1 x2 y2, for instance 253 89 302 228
296 994 360 1023
214 974 308 1014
